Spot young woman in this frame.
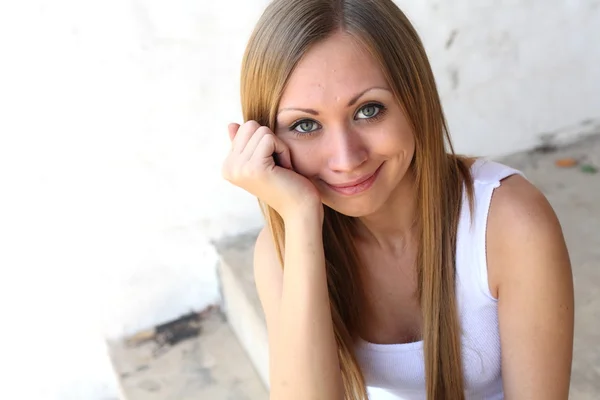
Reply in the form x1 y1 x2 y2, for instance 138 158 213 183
222 0 574 399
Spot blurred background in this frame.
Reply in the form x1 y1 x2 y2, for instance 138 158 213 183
0 0 598 399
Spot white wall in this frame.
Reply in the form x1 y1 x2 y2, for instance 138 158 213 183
0 0 268 398
0 0 598 398
398 0 600 156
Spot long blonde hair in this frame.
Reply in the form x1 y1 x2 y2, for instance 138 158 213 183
240 0 474 398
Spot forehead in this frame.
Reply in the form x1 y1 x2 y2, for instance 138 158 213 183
279 33 389 108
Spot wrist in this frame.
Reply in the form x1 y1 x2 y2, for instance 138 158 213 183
282 204 324 230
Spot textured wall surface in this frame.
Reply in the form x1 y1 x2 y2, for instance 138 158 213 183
396 0 600 156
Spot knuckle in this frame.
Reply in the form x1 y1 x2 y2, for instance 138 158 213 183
245 120 261 131
255 126 272 135
259 132 275 144
231 164 246 181
240 164 256 179
230 170 242 182
251 127 272 144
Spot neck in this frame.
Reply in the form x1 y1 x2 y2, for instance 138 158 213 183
356 166 419 252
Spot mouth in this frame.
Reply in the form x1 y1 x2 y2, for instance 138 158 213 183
324 164 383 196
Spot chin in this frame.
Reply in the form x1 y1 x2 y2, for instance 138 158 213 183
323 196 385 218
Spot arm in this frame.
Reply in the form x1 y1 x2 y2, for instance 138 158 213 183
487 175 574 399
254 213 344 400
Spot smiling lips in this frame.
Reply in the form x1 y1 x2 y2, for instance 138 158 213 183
325 164 383 196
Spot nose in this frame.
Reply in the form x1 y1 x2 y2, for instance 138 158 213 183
326 126 368 173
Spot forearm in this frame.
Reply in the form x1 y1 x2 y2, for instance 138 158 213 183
269 213 344 400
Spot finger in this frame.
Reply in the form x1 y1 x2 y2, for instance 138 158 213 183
241 126 270 159
272 136 293 170
232 120 260 153
253 133 293 170
228 123 240 142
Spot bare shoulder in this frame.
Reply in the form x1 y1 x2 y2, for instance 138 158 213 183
253 227 283 328
486 173 566 253
486 174 574 398
488 174 558 232
486 174 570 293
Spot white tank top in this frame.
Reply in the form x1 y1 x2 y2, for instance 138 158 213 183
354 159 524 400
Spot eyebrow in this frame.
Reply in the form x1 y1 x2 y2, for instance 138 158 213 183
277 86 391 116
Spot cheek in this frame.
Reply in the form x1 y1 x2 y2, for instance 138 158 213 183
372 107 416 156
286 141 323 177
372 128 415 157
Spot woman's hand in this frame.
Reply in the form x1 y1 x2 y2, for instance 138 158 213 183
222 121 322 221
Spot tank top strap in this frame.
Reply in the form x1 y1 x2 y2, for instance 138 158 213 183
456 158 526 300
471 158 525 188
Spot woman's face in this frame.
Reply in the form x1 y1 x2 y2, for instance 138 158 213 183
275 32 415 217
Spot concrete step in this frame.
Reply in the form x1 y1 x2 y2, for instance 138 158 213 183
108 307 268 400
214 230 269 390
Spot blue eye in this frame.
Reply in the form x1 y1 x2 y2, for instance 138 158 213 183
291 120 320 134
355 103 383 120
